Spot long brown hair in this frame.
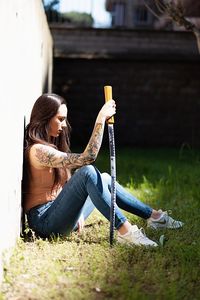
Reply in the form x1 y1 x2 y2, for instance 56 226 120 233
24 93 71 189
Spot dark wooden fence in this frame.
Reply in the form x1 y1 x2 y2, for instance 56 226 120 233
51 26 200 148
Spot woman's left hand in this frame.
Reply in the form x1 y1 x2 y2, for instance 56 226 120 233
77 214 85 233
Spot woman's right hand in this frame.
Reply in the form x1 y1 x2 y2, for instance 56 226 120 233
97 100 116 122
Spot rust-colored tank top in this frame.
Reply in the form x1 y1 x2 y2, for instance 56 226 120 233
23 163 68 212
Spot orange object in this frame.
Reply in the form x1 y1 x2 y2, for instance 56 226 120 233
104 85 114 124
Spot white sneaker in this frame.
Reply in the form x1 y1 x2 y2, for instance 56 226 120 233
117 225 158 247
147 210 184 229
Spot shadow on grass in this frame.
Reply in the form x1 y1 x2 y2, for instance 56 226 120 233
2 147 200 300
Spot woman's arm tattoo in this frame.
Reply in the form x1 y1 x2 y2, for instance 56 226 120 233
83 123 104 162
34 122 104 169
35 147 82 168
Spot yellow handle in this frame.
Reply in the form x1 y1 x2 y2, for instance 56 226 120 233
104 85 114 124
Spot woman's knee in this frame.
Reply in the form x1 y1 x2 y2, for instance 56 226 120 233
78 165 100 181
80 164 96 175
78 168 112 191
101 172 111 183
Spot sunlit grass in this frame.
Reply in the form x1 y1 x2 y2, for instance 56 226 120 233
1 148 200 300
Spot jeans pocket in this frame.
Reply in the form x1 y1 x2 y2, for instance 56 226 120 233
27 202 53 236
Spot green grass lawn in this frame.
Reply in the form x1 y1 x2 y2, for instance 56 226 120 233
1 147 200 300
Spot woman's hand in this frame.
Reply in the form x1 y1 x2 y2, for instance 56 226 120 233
97 100 116 123
80 101 116 165
77 214 85 233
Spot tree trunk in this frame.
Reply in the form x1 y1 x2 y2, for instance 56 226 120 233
147 1 200 54
193 28 200 54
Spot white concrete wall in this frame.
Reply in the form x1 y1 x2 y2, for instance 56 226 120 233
0 0 53 281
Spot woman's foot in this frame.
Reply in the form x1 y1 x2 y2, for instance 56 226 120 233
147 210 184 229
117 225 158 247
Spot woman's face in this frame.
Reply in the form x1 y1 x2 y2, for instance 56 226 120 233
49 104 68 137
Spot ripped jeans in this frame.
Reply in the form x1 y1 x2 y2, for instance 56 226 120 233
27 165 153 238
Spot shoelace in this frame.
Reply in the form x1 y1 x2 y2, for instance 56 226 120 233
139 227 146 236
137 228 156 244
158 209 172 215
158 210 181 226
158 209 172 223
135 227 148 240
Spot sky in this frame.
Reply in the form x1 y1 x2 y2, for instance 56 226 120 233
59 0 111 27
55 1 200 28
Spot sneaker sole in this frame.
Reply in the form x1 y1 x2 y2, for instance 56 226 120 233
147 223 184 229
117 237 158 247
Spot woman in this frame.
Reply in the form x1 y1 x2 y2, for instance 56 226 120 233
23 93 183 247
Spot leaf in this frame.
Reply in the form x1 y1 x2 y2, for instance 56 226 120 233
159 234 165 247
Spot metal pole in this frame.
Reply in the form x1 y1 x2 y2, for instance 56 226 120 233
104 85 116 246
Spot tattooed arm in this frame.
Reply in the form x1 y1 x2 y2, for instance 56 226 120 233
31 122 104 170
30 100 116 170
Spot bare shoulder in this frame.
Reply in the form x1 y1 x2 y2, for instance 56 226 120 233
30 143 53 153
29 143 94 169
29 144 58 169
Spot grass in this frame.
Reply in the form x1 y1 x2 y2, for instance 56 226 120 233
1 147 200 300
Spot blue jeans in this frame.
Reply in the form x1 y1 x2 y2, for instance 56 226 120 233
27 165 152 238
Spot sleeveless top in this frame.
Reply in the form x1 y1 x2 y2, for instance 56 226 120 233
23 162 69 212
